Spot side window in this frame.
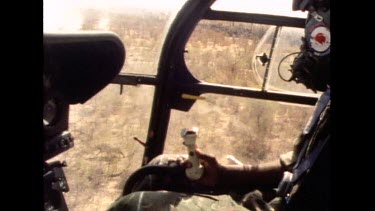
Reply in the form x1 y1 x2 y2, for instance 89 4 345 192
185 20 271 88
165 14 316 164
44 1 179 75
253 26 319 95
165 95 314 165
211 0 307 18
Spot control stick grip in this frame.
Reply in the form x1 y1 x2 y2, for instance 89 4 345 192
181 127 204 180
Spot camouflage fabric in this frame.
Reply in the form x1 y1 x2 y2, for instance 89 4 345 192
148 154 187 166
108 154 249 210
108 191 250 211
107 154 286 211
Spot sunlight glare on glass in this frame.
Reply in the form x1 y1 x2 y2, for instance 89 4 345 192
43 0 306 32
97 18 110 30
43 0 83 32
212 0 307 18
43 0 187 32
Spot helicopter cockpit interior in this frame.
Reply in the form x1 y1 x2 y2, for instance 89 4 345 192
43 0 321 210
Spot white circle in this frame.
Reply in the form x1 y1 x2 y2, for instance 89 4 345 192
310 26 330 53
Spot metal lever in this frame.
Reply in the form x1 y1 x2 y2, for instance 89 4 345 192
181 127 204 180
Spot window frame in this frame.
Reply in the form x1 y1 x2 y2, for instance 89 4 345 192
110 0 318 165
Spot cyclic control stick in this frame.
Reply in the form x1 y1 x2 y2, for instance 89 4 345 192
181 127 204 180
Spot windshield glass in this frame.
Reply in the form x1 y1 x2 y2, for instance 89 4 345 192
44 0 187 75
252 26 320 95
211 0 307 18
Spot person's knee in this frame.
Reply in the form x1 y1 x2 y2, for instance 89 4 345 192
107 191 187 211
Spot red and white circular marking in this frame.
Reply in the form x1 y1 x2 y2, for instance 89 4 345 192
310 26 330 53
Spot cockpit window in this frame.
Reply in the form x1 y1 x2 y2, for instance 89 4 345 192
185 1 318 95
164 94 314 164
185 20 271 88
252 26 320 95
211 0 307 18
44 0 187 75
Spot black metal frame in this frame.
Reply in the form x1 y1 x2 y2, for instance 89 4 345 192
110 0 318 166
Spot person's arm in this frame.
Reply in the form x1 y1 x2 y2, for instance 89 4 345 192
194 149 286 190
219 160 284 189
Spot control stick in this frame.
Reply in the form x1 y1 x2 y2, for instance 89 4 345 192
181 127 204 180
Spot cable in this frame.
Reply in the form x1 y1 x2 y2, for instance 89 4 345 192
277 52 300 82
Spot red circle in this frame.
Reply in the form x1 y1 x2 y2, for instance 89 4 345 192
315 33 326 44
